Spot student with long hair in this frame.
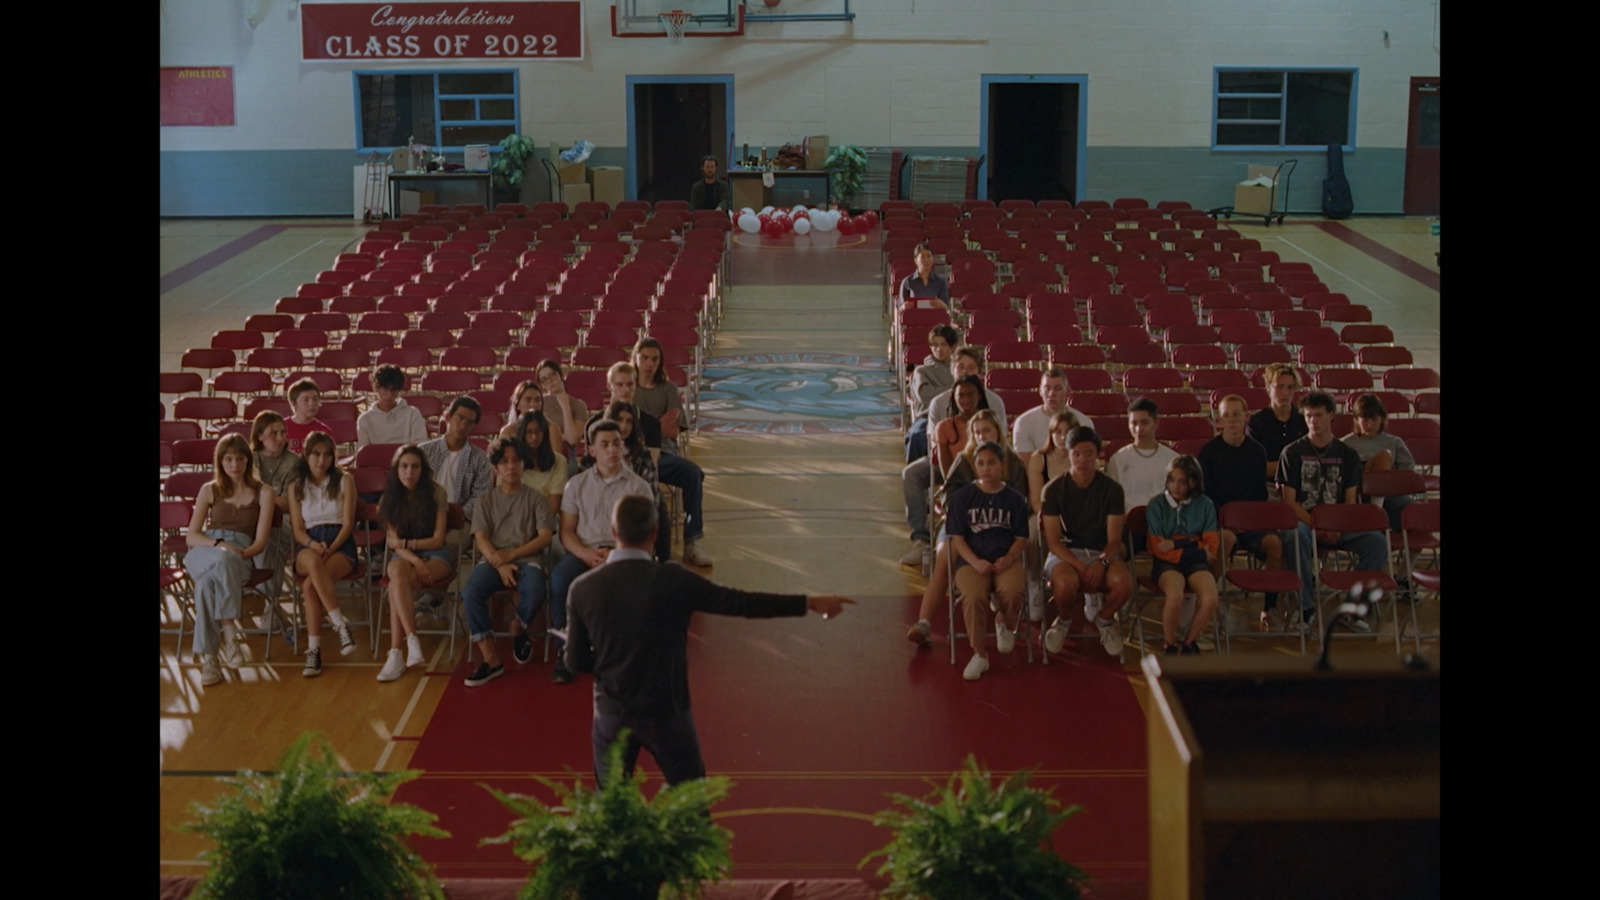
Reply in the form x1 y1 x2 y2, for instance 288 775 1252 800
287 431 358 677
376 445 452 682
184 434 276 687
946 441 1031 681
1144 455 1220 655
536 360 589 451
501 378 567 460
250 410 299 600
512 409 567 511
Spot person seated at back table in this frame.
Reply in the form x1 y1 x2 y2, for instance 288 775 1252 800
898 243 949 310
689 155 728 212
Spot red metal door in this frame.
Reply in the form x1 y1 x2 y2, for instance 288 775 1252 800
1403 77 1440 216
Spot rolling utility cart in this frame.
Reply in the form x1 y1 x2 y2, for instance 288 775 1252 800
1214 158 1296 226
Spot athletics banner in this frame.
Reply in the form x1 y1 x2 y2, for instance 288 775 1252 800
160 67 236 126
301 2 585 61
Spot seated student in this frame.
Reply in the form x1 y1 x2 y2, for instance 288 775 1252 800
946 441 1032 682
1011 368 1089 464
419 396 493 521
1145 456 1220 655
287 431 358 677
184 434 276 687
284 378 331 456
511 409 568 512
1198 394 1288 630
551 420 655 684
500 379 567 461
899 346 1008 566
1105 397 1178 515
357 365 428 448
631 338 685 454
1247 362 1308 489
537 360 590 457
250 411 299 603
376 445 453 682
932 375 990 476
598 361 713 567
1278 391 1388 633
1342 392 1417 530
907 411 1027 647
898 244 950 310
460 437 557 688
904 324 960 463
1026 411 1080 516
1041 427 1134 657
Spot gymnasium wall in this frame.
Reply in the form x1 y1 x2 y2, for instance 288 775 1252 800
159 0 1438 216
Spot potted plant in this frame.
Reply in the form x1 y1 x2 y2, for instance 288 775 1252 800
492 133 541 204
823 144 869 212
180 731 448 899
862 755 1089 900
482 732 733 900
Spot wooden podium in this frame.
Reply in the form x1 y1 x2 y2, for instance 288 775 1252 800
1143 654 1440 899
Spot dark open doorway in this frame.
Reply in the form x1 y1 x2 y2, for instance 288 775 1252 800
981 76 1085 203
627 76 732 205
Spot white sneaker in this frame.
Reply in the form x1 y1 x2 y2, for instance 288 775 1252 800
1044 622 1068 654
405 633 425 668
219 631 247 669
683 540 715 567
334 623 356 657
377 648 406 682
1083 592 1105 621
1095 617 1123 656
899 540 928 567
996 620 1016 654
1340 613 1373 634
200 655 223 687
963 654 990 681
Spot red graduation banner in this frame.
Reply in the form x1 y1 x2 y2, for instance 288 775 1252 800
301 2 585 61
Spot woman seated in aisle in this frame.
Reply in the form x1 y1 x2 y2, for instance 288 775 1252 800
376 445 453 683
946 441 1032 681
287 430 358 677
1341 392 1417 530
184 434 276 687
931 374 990 475
536 360 589 460
500 379 567 460
250 410 299 602
1144 455 1220 655
906 410 1027 647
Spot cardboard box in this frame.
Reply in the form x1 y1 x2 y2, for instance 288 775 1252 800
1234 164 1278 216
463 143 491 172
398 189 435 215
550 143 587 185
560 182 592 205
805 134 829 170
588 166 624 205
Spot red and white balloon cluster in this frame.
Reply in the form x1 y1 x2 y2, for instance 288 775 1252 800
733 206 879 238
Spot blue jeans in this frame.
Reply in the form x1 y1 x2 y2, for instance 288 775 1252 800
184 529 255 657
550 552 595 645
461 561 547 643
1296 521 1388 614
658 452 705 541
904 416 930 463
592 710 706 787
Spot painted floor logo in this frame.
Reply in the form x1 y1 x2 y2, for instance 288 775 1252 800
697 352 901 434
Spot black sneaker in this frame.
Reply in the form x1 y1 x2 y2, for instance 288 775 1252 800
1180 642 1201 655
551 663 574 685
302 647 322 678
464 662 504 687
512 630 533 665
1162 643 1180 656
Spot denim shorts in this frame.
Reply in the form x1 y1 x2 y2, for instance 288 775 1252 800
304 524 357 565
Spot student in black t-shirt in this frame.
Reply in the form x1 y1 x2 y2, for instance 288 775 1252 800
1199 393 1289 630
1246 362 1308 487
1039 427 1134 658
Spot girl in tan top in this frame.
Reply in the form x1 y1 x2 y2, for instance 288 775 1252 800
184 434 276 687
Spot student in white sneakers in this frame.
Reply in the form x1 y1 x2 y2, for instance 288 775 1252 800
184 434 276 687
287 431 359 676
461 437 557 688
376 445 454 682
945 441 1032 681
1041 427 1133 657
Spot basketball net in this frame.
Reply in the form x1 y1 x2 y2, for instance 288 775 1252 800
659 9 690 43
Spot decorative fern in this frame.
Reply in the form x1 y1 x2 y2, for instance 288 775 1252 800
181 731 447 900
482 731 733 900
823 144 869 210
862 755 1088 900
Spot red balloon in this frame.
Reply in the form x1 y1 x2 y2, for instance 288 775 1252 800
793 209 809 220
763 219 785 238
758 213 771 225
837 215 857 235
864 211 879 227
853 214 871 232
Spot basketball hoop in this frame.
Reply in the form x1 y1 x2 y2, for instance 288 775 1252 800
659 9 691 43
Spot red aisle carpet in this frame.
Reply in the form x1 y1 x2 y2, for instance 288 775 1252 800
395 594 1149 897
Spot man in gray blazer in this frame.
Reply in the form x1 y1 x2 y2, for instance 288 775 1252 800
565 495 854 785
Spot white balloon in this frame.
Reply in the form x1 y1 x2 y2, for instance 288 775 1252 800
812 212 835 232
759 206 774 216
740 207 754 216
738 214 760 234
793 217 812 235
792 204 807 215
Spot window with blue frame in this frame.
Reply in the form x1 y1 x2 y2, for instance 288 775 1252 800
1213 68 1356 151
355 70 517 153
